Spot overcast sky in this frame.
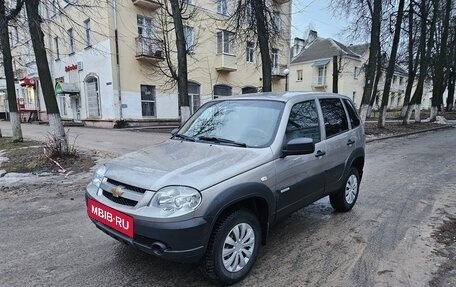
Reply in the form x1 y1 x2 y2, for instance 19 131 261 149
290 0 352 43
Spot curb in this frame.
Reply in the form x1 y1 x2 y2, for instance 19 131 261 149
366 125 455 143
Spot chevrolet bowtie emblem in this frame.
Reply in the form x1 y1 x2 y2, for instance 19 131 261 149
111 186 124 198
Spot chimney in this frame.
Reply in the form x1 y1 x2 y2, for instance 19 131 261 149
308 30 318 43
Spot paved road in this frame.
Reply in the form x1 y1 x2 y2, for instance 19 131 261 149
1 128 455 286
0 122 170 155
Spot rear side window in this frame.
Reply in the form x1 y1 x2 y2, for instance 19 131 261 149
343 99 361 128
286 100 320 143
319 98 349 138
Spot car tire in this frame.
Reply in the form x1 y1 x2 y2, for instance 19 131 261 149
202 209 261 286
330 167 360 212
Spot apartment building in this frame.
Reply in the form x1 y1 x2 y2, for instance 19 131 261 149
289 35 410 110
7 0 291 127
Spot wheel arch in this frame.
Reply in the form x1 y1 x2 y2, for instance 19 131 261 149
204 183 275 246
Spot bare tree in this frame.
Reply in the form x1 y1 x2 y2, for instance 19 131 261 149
378 0 406 128
168 0 190 122
430 0 452 121
401 0 420 117
404 0 438 124
0 0 23 142
25 0 68 154
226 0 287 92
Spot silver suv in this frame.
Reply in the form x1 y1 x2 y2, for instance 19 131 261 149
86 92 365 285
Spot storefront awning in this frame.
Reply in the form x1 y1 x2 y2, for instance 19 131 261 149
55 82 80 95
311 59 330 67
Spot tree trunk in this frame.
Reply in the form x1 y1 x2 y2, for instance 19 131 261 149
332 55 338 93
169 0 190 124
401 1 419 117
447 68 455 111
0 0 23 142
414 104 421 122
253 0 272 92
360 0 382 122
404 0 437 124
25 0 68 153
430 0 451 122
367 50 383 118
378 0 405 128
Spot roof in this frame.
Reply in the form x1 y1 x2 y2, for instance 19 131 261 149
348 43 370 56
214 92 349 103
291 38 362 64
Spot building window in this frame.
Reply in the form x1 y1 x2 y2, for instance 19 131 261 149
246 0 255 26
84 19 91 47
54 37 60 60
141 85 156 117
354 66 359 79
137 15 153 38
399 77 403 86
181 0 194 5
242 87 257 94
271 48 279 70
214 84 232 98
352 91 356 102
272 11 281 33
14 26 19 46
188 81 201 114
246 41 255 63
183 25 195 53
217 0 227 15
59 96 67 116
67 28 74 54
297 70 303 81
316 65 327 85
216 30 235 54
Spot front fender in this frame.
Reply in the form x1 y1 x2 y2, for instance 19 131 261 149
203 182 276 244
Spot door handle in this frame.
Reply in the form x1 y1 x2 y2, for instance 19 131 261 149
315 150 326 157
347 139 355 146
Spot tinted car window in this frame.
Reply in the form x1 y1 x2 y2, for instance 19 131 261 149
319 98 349 138
343 99 361 128
286 100 320 143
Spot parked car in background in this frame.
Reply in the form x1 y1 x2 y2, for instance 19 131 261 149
86 92 365 285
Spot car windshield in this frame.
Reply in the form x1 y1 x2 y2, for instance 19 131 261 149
177 100 285 148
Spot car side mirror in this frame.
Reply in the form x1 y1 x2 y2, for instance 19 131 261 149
171 128 179 136
282 137 315 157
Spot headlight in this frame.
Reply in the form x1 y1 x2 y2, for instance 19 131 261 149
150 186 201 217
91 165 107 188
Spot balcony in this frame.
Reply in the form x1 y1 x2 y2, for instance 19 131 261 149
272 65 288 79
215 54 237 72
131 0 161 10
312 76 327 88
135 37 164 62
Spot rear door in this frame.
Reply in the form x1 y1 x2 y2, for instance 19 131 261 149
319 98 353 193
275 100 327 219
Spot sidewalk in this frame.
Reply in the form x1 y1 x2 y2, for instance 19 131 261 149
0 121 169 155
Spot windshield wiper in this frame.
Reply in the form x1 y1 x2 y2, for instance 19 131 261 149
198 136 247 147
173 133 196 142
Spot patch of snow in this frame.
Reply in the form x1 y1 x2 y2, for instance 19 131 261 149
435 116 448 124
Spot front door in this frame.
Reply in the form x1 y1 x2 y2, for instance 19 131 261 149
275 100 327 219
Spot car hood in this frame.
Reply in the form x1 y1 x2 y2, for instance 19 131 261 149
104 139 273 191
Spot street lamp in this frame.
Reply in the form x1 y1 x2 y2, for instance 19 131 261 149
284 68 290 92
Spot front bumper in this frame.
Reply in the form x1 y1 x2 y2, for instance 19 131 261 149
86 194 210 263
